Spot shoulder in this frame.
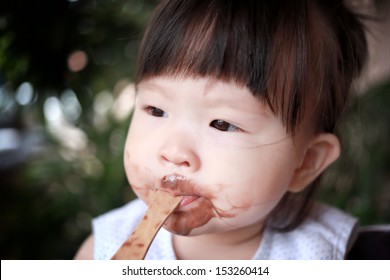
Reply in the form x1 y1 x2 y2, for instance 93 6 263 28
299 203 358 258
256 203 358 259
92 199 147 259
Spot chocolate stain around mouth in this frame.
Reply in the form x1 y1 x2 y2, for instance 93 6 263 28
160 174 236 236
132 174 252 236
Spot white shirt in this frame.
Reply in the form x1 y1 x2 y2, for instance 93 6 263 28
93 199 358 260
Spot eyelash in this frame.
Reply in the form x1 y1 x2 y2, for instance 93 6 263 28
144 106 167 117
210 120 241 132
144 106 242 132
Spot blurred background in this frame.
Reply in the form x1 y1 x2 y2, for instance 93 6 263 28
0 0 389 259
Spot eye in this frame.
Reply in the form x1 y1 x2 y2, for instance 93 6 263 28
145 106 167 117
210 120 241 132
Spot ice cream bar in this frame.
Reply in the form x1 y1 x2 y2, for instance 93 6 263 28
111 190 181 260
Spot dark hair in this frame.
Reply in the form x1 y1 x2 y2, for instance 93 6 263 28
135 0 368 230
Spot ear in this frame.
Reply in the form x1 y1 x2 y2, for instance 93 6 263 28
288 133 341 193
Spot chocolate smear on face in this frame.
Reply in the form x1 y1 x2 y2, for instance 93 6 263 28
161 174 220 235
165 198 215 235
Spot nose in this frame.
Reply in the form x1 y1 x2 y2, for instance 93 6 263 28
159 134 201 172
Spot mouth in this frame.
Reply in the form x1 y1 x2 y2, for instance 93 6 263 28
160 174 201 210
160 174 203 212
178 195 200 208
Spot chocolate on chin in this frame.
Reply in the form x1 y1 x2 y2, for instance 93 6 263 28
111 190 182 260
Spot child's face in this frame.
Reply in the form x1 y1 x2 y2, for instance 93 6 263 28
124 76 307 236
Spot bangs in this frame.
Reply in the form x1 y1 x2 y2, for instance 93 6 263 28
136 0 276 88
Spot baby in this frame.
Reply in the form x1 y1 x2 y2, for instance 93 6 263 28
75 0 367 259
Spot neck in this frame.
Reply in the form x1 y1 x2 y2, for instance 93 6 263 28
172 222 265 260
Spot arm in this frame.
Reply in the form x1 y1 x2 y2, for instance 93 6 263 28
74 234 94 260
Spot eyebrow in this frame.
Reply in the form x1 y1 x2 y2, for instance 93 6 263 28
137 78 273 119
136 82 171 96
210 95 272 120
203 81 273 118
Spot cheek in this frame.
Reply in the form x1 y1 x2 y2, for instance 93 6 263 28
224 200 281 229
123 136 156 205
201 146 296 222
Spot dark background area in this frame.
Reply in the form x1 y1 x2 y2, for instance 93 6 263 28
0 0 389 259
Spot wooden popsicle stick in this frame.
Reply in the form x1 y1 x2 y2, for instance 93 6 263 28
111 190 181 260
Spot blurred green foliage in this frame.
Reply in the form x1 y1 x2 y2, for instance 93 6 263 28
0 0 389 260
0 0 157 259
321 80 390 225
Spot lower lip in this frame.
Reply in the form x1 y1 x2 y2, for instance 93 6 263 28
178 195 200 208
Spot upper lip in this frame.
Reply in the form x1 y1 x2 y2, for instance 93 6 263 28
159 173 199 197
162 173 187 183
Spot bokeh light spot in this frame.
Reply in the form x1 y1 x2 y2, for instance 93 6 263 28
67 50 88 72
15 82 34 106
